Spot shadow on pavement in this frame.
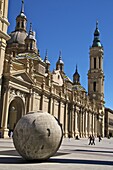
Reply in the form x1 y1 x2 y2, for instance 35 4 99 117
0 156 113 166
0 150 19 156
49 158 113 166
75 149 113 154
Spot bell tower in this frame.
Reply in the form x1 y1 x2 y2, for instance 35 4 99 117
56 51 64 72
88 21 104 105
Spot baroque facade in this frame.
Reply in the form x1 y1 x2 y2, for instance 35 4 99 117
0 1 105 138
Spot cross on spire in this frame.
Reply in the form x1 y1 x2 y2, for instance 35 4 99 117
96 20 98 29
21 0 24 13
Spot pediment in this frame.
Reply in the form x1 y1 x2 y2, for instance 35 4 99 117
52 70 63 86
11 71 34 84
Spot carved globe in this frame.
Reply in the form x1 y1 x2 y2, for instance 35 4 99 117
13 111 63 160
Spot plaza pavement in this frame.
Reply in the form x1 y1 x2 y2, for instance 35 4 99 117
0 137 113 170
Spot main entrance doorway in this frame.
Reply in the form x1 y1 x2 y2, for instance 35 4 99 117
7 97 25 132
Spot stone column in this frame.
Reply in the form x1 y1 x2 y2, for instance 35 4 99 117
75 110 79 136
31 91 35 111
94 114 97 137
85 112 88 137
28 89 32 111
0 86 10 138
64 102 68 137
68 104 72 137
102 114 105 137
58 101 61 123
79 109 83 137
71 105 74 137
82 112 85 137
52 98 55 116
89 112 92 135
92 112 95 135
87 111 90 136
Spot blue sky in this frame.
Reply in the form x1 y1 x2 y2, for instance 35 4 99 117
8 0 113 110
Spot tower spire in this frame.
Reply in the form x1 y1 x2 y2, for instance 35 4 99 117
44 49 48 61
75 64 78 73
59 50 62 59
96 20 98 29
21 0 24 14
29 23 33 35
45 49 48 60
30 22 32 31
92 21 102 47
44 49 50 73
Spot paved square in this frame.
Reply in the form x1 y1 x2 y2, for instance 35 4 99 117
0 137 113 170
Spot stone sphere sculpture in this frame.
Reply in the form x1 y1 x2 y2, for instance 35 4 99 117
13 111 63 160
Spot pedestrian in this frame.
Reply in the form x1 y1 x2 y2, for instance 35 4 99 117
88 135 92 145
98 135 101 142
92 135 95 145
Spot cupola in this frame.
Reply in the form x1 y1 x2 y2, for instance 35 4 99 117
56 51 64 72
25 23 37 54
92 21 102 47
15 0 27 32
73 65 80 85
44 50 50 73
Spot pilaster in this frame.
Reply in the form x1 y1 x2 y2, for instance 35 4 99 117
0 85 10 138
64 102 68 137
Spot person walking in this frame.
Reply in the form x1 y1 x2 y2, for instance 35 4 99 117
98 135 101 142
88 135 92 145
92 135 95 145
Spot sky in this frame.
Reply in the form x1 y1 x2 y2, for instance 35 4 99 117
8 0 113 110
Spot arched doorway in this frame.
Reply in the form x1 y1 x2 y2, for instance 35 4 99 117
7 97 25 132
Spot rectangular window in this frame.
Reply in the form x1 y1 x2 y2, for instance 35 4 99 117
93 82 96 92
94 58 96 69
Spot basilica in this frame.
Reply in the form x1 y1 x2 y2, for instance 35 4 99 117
0 0 106 138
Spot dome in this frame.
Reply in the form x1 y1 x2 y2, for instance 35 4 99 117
57 56 64 65
7 31 27 45
73 65 80 85
25 23 36 41
94 28 100 36
17 12 27 19
73 84 86 92
92 21 102 47
44 56 50 64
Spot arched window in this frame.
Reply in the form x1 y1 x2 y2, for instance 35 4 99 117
58 75 60 79
22 21 24 28
30 42 32 50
